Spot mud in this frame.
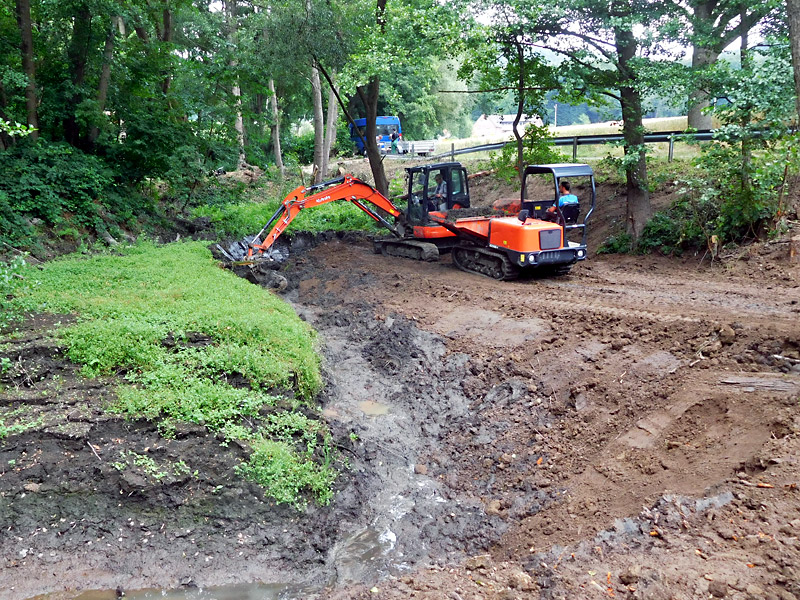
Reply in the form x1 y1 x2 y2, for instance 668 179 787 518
1 174 800 599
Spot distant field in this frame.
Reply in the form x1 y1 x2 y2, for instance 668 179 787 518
430 115 703 163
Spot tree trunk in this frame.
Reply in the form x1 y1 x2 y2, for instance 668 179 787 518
321 71 339 183
357 0 390 197
358 76 389 197
64 3 92 146
160 6 173 95
90 17 117 144
616 26 651 243
15 0 38 139
311 63 325 184
739 6 752 197
269 78 285 177
687 46 719 130
513 42 525 186
787 0 800 124
225 0 246 169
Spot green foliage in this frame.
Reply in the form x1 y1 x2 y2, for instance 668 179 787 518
236 412 336 507
0 119 36 138
491 123 568 183
597 233 633 254
0 140 152 249
15 241 321 398
285 129 316 166
112 450 196 481
194 188 379 240
0 407 41 440
0 255 31 329
640 41 799 254
9 241 334 505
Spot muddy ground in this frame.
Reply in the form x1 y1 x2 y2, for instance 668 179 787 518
1 170 799 600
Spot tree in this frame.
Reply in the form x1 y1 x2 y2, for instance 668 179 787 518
789 0 800 122
14 0 37 139
680 0 779 130
525 0 678 243
458 0 555 183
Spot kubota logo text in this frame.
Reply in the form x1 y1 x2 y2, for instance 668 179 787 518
316 195 331 203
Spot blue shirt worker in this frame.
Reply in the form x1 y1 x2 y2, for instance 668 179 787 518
544 180 580 222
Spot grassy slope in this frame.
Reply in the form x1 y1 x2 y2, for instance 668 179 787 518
11 241 335 506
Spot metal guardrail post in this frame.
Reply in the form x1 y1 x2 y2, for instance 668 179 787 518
451 143 455 162
572 137 578 161
668 136 674 162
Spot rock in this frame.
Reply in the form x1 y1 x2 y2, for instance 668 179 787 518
708 580 727 597
486 499 503 516
414 464 428 475
23 482 40 493
465 554 492 571
719 325 736 344
507 569 531 589
619 565 641 585
746 584 765 598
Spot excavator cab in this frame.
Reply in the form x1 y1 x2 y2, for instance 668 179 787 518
405 163 470 225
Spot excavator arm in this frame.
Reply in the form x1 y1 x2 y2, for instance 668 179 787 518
246 175 404 259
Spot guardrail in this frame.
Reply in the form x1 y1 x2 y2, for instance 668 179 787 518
427 130 717 163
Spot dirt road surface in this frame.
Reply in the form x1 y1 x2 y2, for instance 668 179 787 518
292 236 800 600
1 185 799 599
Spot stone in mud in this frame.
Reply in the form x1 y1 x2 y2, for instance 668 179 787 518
619 565 641 585
708 579 728 597
719 325 736 344
465 554 492 570
414 464 428 475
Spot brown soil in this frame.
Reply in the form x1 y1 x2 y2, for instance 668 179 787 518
1 168 799 600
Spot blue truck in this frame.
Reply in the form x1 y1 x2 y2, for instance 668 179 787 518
349 116 402 155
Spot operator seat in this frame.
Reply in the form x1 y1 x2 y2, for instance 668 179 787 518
561 204 580 225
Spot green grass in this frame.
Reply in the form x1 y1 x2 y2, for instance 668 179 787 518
9 241 336 506
194 186 380 240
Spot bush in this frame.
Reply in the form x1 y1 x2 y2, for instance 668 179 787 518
491 123 568 183
0 141 114 228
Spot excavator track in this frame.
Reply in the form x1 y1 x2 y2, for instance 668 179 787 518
452 245 519 281
375 239 440 262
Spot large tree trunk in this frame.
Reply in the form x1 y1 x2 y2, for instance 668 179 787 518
358 77 389 196
616 26 651 243
357 0 389 197
90 17 117 144
64 3 92 146
15 0 38 139
160 7 172 95
225 0 246 168
788 0 800 123
321 71 339 182
311 63 325 183
687 46 719 130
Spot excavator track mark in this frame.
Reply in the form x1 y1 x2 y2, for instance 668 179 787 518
452 245 519 281
377 239 440 262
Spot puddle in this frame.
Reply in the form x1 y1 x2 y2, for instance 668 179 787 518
358 400 390 416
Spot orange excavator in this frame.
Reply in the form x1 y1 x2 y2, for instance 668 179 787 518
234 162 595 280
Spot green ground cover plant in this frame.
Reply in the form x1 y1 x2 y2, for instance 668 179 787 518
9 241 335 506
193 181 380 240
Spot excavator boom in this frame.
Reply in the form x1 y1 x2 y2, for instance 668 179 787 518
247 176 404 259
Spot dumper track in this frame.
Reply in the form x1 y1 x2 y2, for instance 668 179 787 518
452 245 519 280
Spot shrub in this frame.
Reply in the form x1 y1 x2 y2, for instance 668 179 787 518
491 123 568 183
